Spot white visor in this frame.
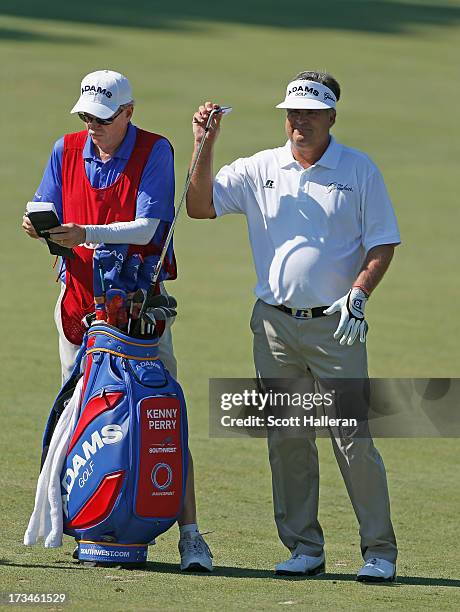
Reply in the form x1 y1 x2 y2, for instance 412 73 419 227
276 80 337 110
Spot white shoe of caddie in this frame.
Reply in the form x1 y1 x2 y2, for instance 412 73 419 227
179 532 213 572
275 552 325 576
356 557 396 583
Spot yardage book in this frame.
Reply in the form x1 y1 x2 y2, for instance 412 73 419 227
26 202 75 258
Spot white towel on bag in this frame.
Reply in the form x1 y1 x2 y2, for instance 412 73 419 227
24 377 84 548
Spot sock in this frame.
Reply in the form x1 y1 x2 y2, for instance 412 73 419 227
179 523 199 538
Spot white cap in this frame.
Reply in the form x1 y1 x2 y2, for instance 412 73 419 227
70 70 133 119
276 79 337 110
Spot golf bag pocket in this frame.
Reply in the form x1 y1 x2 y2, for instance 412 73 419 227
60 324 188 549
135 395 183 518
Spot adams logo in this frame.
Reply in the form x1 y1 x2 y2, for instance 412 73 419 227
288 84 319 97
81 85 113 98
61 424 123 513
136 361 161 371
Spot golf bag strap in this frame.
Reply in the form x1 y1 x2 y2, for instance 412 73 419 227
60 128 164 345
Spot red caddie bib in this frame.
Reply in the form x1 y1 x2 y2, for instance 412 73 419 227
61 128 164 345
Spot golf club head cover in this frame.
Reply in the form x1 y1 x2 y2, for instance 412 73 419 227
93 244 130 295
44 324 188 564
119 254 143 293
137 255 160 291
105 289 128 329
127 219 177 285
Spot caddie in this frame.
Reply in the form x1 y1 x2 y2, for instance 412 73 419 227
186 71 401 582
22 69 213 572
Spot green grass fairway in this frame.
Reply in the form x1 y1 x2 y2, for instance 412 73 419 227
1 2 459 610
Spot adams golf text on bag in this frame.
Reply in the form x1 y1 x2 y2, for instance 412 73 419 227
42 324 188 565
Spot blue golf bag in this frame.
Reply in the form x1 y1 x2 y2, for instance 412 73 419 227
42 323 188 566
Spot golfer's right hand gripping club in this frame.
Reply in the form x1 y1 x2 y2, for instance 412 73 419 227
136 105 232 331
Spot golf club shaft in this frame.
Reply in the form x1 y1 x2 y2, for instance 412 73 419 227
138 106 230 322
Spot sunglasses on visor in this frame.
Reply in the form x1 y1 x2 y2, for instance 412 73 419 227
78 106 124 125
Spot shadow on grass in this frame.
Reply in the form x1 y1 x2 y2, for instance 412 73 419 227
0 26 93 44
1 559 459 587
0 0 460 35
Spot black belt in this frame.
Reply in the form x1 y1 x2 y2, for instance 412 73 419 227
273 304 328 319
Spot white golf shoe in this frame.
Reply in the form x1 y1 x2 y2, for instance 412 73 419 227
179 532 213 572
356 558 396 583
275 552 325 576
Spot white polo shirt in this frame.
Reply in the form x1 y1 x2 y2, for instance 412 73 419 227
213 136 401 308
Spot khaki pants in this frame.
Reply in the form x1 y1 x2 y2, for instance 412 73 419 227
54 284 177 383
250 299 397 563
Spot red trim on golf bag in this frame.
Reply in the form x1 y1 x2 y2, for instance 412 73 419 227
60 128 173 345
67 391 124 455
135 397 183 518
66 471 125 530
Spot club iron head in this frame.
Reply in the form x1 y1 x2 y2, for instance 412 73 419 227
218 106 233 115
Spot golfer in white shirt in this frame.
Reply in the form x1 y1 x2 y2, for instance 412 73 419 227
186 71 400 582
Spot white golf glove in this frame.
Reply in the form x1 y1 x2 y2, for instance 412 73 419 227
324 287 369 346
